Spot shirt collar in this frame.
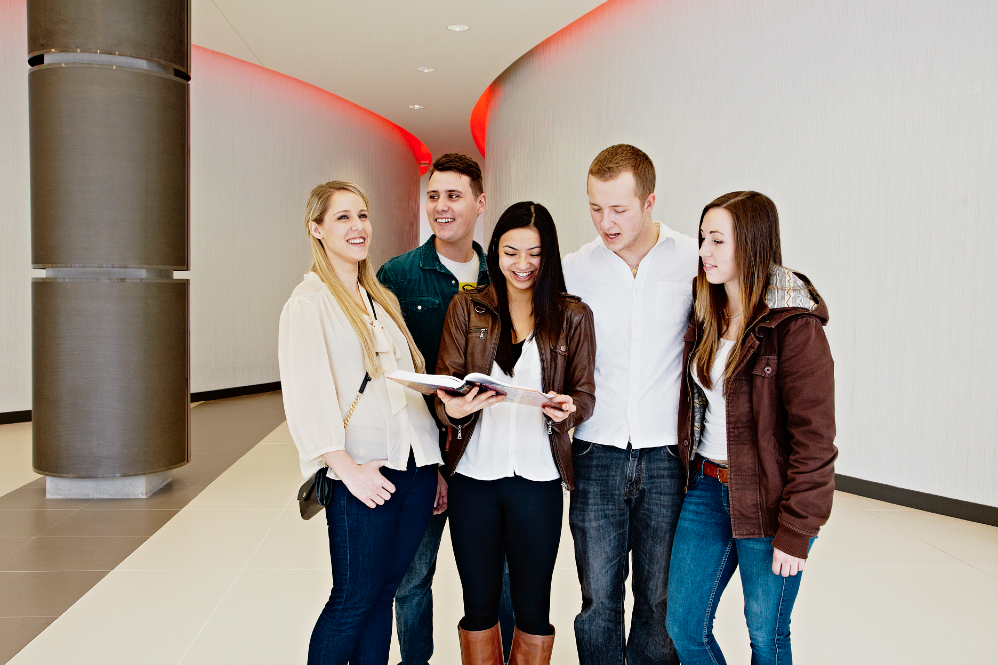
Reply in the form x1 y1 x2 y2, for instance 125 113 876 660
419 234 488 276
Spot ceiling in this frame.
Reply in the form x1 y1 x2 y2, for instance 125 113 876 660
191 0 607 161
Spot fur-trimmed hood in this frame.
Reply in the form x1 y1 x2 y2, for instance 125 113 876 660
759 265 828 326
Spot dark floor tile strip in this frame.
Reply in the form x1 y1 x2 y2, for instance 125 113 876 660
0 391 287 664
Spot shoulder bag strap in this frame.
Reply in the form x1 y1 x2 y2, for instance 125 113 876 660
342 289 378 427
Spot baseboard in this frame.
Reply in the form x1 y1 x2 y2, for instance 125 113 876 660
0 410 31 425
836 473 998 527
190 381 282 403
1 382 282 425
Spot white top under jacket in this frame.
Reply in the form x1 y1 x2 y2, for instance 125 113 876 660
278 272 443 480
692 338 734 462
563 222 699 449
455 337 560 482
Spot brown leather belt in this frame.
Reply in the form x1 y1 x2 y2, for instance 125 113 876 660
696 454 729 484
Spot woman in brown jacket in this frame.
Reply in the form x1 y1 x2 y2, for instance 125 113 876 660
434 201 596 665
665 191 836 665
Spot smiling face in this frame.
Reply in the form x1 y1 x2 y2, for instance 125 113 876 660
498 226 542 294
699 206 738 288
426 170 486 253
587 171 657 261
309 190 371 273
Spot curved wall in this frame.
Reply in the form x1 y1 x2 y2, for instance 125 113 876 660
0 7 421 409
482 0 998 505
185 47 419 392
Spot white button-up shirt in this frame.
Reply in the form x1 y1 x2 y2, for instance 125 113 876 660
563 223 699 449
278 273 443 479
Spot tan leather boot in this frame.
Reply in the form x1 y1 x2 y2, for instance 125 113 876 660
458 620 503 665
508 625 555 665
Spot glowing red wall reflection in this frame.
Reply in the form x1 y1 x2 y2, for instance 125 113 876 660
192 46 431 175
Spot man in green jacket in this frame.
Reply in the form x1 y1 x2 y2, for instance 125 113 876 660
377 153 513 665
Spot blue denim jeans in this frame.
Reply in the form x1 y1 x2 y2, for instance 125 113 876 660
666 463 814 665
569 440 686 665
393 511 517 664
307 454 437 665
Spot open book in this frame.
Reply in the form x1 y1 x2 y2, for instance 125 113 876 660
387 370 561 409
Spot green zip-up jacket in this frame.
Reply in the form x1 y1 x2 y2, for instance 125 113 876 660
377 235 490 434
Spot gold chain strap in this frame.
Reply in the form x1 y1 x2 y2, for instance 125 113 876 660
342 390 364 429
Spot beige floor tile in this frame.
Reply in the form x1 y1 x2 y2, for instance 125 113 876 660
246 508 331 570
868 509 998 568
807 507 966 568
871 566 998 660
834 491 917 512
981 568 998 581
428 565 467 664
118 509 281 571
185 444 300 510
259 420 293 444
796 567 992 664
179 569 330 665
795 628 841 664
830 490 873 511
7 569 239 665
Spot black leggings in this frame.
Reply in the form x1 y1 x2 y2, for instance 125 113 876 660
448 473 563 635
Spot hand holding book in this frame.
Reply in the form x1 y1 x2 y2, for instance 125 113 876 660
436 385 507 420
387 370 562 410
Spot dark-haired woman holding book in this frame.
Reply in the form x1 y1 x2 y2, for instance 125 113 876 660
434 201 596 665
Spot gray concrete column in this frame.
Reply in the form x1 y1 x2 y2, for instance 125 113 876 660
27 0 191 498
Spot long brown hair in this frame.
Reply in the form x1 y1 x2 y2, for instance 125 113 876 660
692 191 782 391
304 181 425 376
486 201 567 376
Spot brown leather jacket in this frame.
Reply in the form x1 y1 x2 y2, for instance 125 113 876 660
677 268 837 559
434 284 596 490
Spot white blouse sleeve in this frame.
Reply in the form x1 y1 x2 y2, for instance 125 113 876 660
278 294 345 465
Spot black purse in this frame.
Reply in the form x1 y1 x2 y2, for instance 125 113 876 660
297 291 377 520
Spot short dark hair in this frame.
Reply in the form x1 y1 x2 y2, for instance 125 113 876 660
487 201 567 376
428 153 484 198
588 144 656 201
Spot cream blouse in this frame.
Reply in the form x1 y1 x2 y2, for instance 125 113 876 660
278 272 443 479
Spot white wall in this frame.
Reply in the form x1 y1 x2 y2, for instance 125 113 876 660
482 0 998 506
0 0 31 413
186 47 419 392
0 14 421 408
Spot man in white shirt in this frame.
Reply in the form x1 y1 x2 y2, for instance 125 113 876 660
562 144 698 665
377 153 514 664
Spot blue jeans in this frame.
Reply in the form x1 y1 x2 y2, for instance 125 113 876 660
666 464 814 665
308 454 437 665
394 504 515 665
569 440 686 665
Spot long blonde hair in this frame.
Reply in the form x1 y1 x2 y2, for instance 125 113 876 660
304 181 425 377
692 191 781 391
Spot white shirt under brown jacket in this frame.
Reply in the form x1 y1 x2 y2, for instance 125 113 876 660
278 272 443 480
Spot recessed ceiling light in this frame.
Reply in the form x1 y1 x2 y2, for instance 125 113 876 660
409 104 424 110
416 66 436 73
446 24 470 32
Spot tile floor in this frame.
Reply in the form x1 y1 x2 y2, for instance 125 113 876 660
1 406 997 664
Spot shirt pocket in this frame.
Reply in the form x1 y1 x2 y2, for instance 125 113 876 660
656 282 693 324
751 355 778 378
399 296 440 318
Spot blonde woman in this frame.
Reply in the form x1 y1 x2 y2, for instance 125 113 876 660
278 181 444 664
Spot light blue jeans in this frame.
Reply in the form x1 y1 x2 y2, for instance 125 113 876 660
666 460 814 665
